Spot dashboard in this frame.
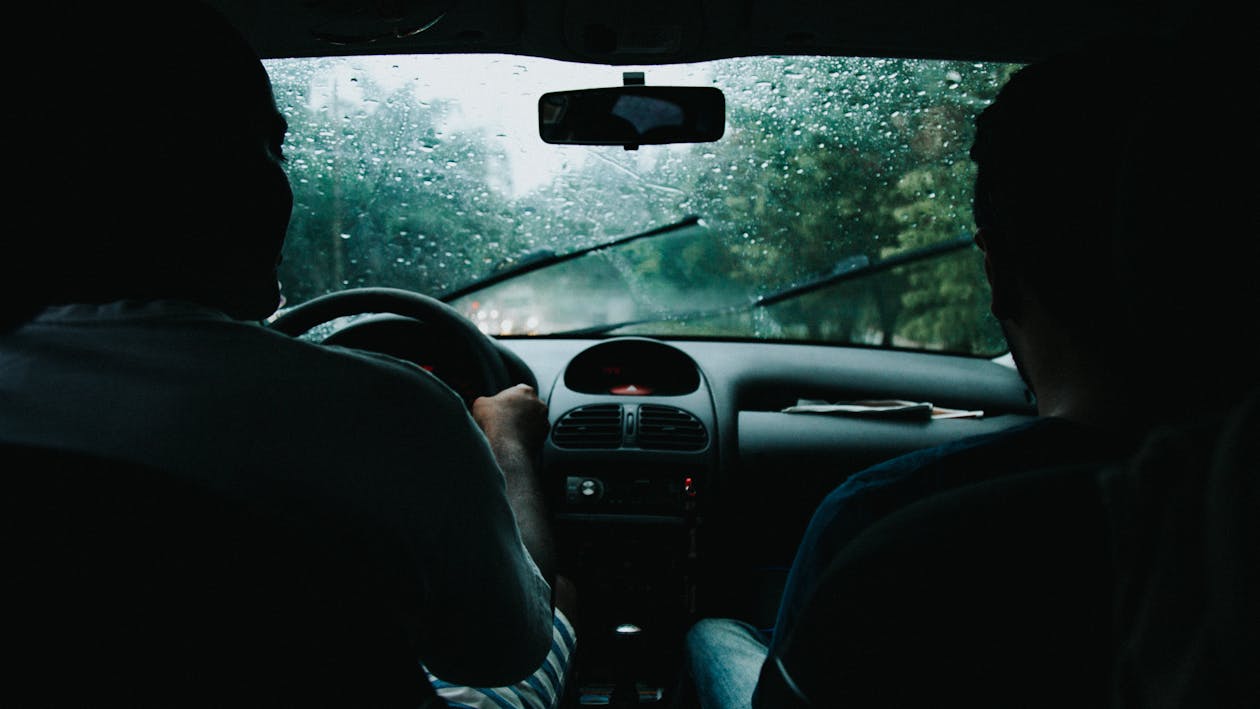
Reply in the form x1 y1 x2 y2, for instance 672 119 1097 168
501 334 1035 694
318 314 1037 696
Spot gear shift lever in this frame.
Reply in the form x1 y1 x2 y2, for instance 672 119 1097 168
609 622 643 706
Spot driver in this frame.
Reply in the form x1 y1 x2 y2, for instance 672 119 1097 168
1 2 574 707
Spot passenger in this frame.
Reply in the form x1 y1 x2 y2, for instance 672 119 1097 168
680 34 1256 709
1 3 574 707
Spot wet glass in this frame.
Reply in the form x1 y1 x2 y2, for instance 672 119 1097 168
265 54 1019 356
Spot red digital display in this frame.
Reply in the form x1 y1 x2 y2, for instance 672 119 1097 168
609 384 653 396
564 341 700 396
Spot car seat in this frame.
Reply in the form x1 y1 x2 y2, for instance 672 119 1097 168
751 461 1112 708
2 442 443 707
1103 387 1259 709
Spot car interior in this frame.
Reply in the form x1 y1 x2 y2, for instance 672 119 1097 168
6 0 1244 707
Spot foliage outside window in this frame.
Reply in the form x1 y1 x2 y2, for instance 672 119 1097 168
268 54 1019 356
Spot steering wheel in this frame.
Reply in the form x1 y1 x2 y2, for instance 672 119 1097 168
267 287 512 400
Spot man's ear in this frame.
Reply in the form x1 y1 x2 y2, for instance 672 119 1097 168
974 228 1022 321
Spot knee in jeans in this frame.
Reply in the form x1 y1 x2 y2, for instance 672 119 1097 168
686 618 728 648
686 618 762 655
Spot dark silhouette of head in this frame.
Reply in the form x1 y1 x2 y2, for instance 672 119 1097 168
970 36 1175 347
969 36 1167 418
6 2 291 328
971 32 1257 421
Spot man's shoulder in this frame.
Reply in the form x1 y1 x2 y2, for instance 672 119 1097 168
796 416 1117 579
18 300 463 408
931 415 1124 470
899 415 1100 465
241 324 464 406
822 417 1111 508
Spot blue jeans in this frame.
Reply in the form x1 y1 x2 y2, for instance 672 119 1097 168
677 619 770 709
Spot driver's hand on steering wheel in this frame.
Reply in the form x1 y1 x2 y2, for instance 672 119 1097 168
471 384 550 459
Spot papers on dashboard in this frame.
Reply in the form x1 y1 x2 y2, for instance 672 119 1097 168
781 399 984 420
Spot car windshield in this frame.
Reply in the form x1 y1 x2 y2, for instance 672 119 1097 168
265 54 1020 356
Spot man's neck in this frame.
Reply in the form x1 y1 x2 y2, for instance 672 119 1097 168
1012 319 1142 432
1036 382 1136 431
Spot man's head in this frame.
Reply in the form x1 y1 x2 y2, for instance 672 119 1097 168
968 36 1177 396
7 2 291 327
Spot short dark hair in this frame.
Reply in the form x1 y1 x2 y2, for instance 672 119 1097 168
969 35 1177 339
4 2 286 329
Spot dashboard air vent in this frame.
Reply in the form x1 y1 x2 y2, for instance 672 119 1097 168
552 405 624 449
638 405 708 451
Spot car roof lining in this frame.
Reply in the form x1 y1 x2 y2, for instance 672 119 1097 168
206 0 1194 65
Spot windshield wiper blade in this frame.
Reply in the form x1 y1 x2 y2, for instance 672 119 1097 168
553 234 975 337
438 215 703 302
753 234 973 306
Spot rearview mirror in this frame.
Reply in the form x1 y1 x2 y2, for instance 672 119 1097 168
539 86 725 148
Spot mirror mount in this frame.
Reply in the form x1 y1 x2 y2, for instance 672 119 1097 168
622 72 646 149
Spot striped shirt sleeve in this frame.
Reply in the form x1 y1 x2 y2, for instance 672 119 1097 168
424 607 577 709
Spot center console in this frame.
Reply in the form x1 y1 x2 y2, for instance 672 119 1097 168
542 338 716 705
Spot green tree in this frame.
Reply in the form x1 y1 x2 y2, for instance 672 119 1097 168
275 60 515 304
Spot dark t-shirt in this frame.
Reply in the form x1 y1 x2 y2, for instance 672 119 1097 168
768 416 1140 653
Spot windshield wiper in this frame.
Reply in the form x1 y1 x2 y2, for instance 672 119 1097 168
553 234 975 337
438 215 704 302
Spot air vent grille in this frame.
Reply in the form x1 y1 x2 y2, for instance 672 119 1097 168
638 405 708 451
552 405 624 449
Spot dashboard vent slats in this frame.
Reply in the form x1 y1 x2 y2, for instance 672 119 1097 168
553 404 624 449
638 405 708 451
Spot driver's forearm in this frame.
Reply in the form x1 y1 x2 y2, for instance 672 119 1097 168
490 436 558 588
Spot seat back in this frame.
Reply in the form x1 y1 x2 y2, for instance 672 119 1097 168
754 389 1260 708
754 463 1112 708
2 443 440 707
1104 388 1259 709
